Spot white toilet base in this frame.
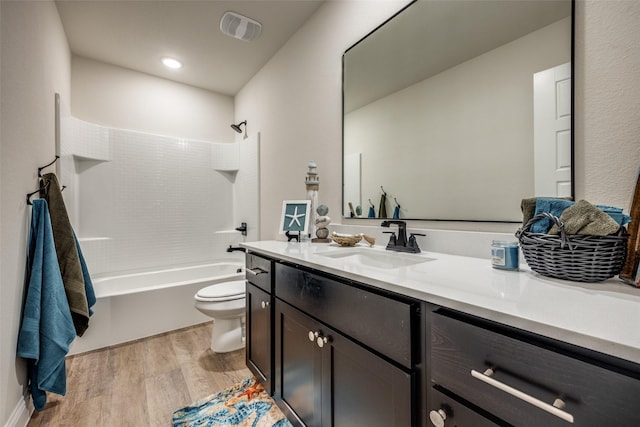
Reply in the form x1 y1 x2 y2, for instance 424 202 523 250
210 316 246 353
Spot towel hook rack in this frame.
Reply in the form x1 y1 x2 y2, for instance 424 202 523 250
394 197 400 208
26 181 50 205
38 155 59 177
26 157 65 205
381 186 387 196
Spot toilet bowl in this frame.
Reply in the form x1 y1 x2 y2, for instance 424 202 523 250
194 280 246 353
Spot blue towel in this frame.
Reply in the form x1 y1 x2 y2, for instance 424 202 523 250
74 232 96 316
17 199 76 411
531 198 631 233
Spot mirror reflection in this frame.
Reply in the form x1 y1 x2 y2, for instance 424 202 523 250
343 0 573 222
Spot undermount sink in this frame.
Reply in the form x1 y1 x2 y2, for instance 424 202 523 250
316 247 434 269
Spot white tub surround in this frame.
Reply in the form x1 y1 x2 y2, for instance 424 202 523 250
69 262 244 355
58 112 260 276
241 240 640 365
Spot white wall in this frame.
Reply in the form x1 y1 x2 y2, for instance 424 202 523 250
575 0 640 206
237 0 640 237
235 0 413 239
71 56 234 142
0 1 71 425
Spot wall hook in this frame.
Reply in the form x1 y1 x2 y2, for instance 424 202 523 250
38 155 59 177
26 180 50 205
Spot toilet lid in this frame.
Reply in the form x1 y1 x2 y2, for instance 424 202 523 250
196 280 245 301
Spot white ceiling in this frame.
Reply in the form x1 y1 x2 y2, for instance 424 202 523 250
55 0 324 96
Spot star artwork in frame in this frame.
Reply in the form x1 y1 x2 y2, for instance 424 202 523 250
280 200 311 235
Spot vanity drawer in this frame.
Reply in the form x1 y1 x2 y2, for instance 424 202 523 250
431 311 640 426
275 262 414 368
246 252 273 293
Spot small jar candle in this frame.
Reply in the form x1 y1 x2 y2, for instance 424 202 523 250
491 241 519 270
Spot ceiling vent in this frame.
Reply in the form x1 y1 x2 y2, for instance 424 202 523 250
220 11 262 42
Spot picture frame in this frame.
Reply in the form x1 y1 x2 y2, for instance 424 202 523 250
280 200 311 236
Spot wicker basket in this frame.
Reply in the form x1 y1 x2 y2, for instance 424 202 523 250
515 212 628 282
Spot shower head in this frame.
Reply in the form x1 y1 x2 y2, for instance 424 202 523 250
230 120 247 134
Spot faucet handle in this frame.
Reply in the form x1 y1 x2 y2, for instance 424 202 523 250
408 233 425 253
383 231 397 246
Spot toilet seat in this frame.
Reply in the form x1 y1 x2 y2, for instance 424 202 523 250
195 280 245 302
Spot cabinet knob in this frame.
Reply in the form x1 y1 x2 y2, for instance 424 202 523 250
260 300 269 309
316 336 329 348
308 331 319 342
428 409 447 427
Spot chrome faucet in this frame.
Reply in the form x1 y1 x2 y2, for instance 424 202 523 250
381 220 424 253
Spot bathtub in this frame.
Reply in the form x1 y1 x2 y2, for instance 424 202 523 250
69 262 245 355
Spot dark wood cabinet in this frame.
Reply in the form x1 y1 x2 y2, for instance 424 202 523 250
275 300 413 427
272 262 423 427
245 253 274 395
246 282 272 393
245 248 640 427
429 309 640 427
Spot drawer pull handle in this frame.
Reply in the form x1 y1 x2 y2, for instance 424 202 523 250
471 369 574 424
260 300 270 309
308 331 319 342
247 267 267 276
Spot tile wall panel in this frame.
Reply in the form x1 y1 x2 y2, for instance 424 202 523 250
60 119 258 276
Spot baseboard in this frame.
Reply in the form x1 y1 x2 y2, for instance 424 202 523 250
4 395 33 427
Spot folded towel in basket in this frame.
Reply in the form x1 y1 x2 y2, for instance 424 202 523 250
527 197 630 234
521 197 571 227
548 200 622 236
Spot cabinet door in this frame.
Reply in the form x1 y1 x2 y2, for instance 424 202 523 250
276 300 413 427
246 283 272 394
324 325 414 427
275 300 323 427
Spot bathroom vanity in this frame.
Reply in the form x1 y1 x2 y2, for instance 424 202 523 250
243 241 640 426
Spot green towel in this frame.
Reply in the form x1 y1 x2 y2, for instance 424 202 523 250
549 200 621 236
378 193 387 218
41 173 90 336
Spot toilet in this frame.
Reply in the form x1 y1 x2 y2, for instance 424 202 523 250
194 280 246 353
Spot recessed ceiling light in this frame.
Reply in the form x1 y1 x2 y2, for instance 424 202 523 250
161 57 182 69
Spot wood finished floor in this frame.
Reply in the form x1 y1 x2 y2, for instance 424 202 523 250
27 322 252 427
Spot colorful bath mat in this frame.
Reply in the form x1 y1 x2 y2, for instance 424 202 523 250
172 377 292 427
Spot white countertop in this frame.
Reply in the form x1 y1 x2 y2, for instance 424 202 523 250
242 240 640 365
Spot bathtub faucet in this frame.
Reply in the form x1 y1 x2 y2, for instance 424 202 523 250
227 245 246 253
235 222 248 236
